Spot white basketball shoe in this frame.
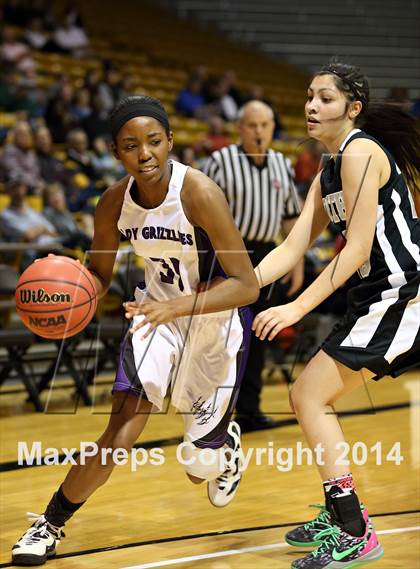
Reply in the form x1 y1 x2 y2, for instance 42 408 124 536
207 421 244 507
12 513 64 566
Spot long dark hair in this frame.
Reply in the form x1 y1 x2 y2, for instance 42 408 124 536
315 61 420 194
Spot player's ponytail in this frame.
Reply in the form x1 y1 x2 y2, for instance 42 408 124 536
360 102 420 194
316 60 420 194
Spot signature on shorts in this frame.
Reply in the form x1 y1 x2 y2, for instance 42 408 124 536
191 396 217 425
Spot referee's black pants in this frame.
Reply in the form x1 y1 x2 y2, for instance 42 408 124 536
236 239 288 417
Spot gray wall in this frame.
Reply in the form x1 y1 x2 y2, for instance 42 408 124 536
160 0 420 98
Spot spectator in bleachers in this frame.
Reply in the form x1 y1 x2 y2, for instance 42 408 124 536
91 136 125 182
119 74 136 100
80 93 109 143
294 139 324 198
0 26 41 114
53 14 89 58
34 125 73 191
175 75 205 118
43 183 91 250
194 116 231 155
98 67 123 113
0 26 36 76
65 129 96 180
44 83 76 143
194 65 213 103
178 145 199 168
221 70 244 107
64 128 102 213
24 16 49 50
46 72 72 97
0 65 19 112
194 74 238 122
0 121 44 193
0 179 60 267
12 83 41 117
69 88 92 122
83 68 102 96
215 75 239 121
15 68 47 118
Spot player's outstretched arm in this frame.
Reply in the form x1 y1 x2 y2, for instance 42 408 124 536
255 172 328 289
253 140 382 341
290 139 381 313
88 178 126 297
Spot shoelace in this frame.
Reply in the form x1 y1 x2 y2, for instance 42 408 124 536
215 462 234 487
311 526 341 558
303 504 331 531
21 513 64 545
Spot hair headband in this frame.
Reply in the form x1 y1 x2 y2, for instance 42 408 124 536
327 70 367 103
110 103 170 141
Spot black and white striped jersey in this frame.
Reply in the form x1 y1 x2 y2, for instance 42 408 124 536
321 128 420 378
202 144 301 242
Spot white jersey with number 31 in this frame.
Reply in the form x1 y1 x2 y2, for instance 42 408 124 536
117 160 223 303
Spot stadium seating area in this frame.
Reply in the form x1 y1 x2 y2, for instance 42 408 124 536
1 0 310 154
163 0 420 99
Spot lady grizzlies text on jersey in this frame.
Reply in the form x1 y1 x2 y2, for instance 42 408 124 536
118 160 225 301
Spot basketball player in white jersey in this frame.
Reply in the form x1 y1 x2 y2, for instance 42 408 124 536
253 61 419 568
12 96 259 566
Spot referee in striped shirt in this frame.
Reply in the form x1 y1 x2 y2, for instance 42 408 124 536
203 100 304 432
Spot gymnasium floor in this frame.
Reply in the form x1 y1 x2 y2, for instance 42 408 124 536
1 369 419 568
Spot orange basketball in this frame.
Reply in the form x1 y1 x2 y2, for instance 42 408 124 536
15 256 98 339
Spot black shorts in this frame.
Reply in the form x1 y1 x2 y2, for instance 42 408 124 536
322 320 420 380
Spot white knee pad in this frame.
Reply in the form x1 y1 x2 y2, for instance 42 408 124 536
177 440 227 481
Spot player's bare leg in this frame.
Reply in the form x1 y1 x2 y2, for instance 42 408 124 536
12 393 152 566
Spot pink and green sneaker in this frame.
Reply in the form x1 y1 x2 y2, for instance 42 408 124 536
290 515 383 568
285 505 333 548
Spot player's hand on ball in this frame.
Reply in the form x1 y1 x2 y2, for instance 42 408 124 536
124 300 177 338
252 302 303 341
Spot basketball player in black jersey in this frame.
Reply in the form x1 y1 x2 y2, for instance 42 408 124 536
253 61 419 568
11 96 259 566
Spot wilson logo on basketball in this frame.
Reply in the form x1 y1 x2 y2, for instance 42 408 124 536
19 288 71 304
29 315 67 328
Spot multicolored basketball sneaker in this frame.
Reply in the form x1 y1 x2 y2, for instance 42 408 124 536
286 503 370 549
286 504 332 547
291 516 383 568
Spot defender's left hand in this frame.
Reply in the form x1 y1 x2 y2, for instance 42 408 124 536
124 300 177 338
252 303 303 341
